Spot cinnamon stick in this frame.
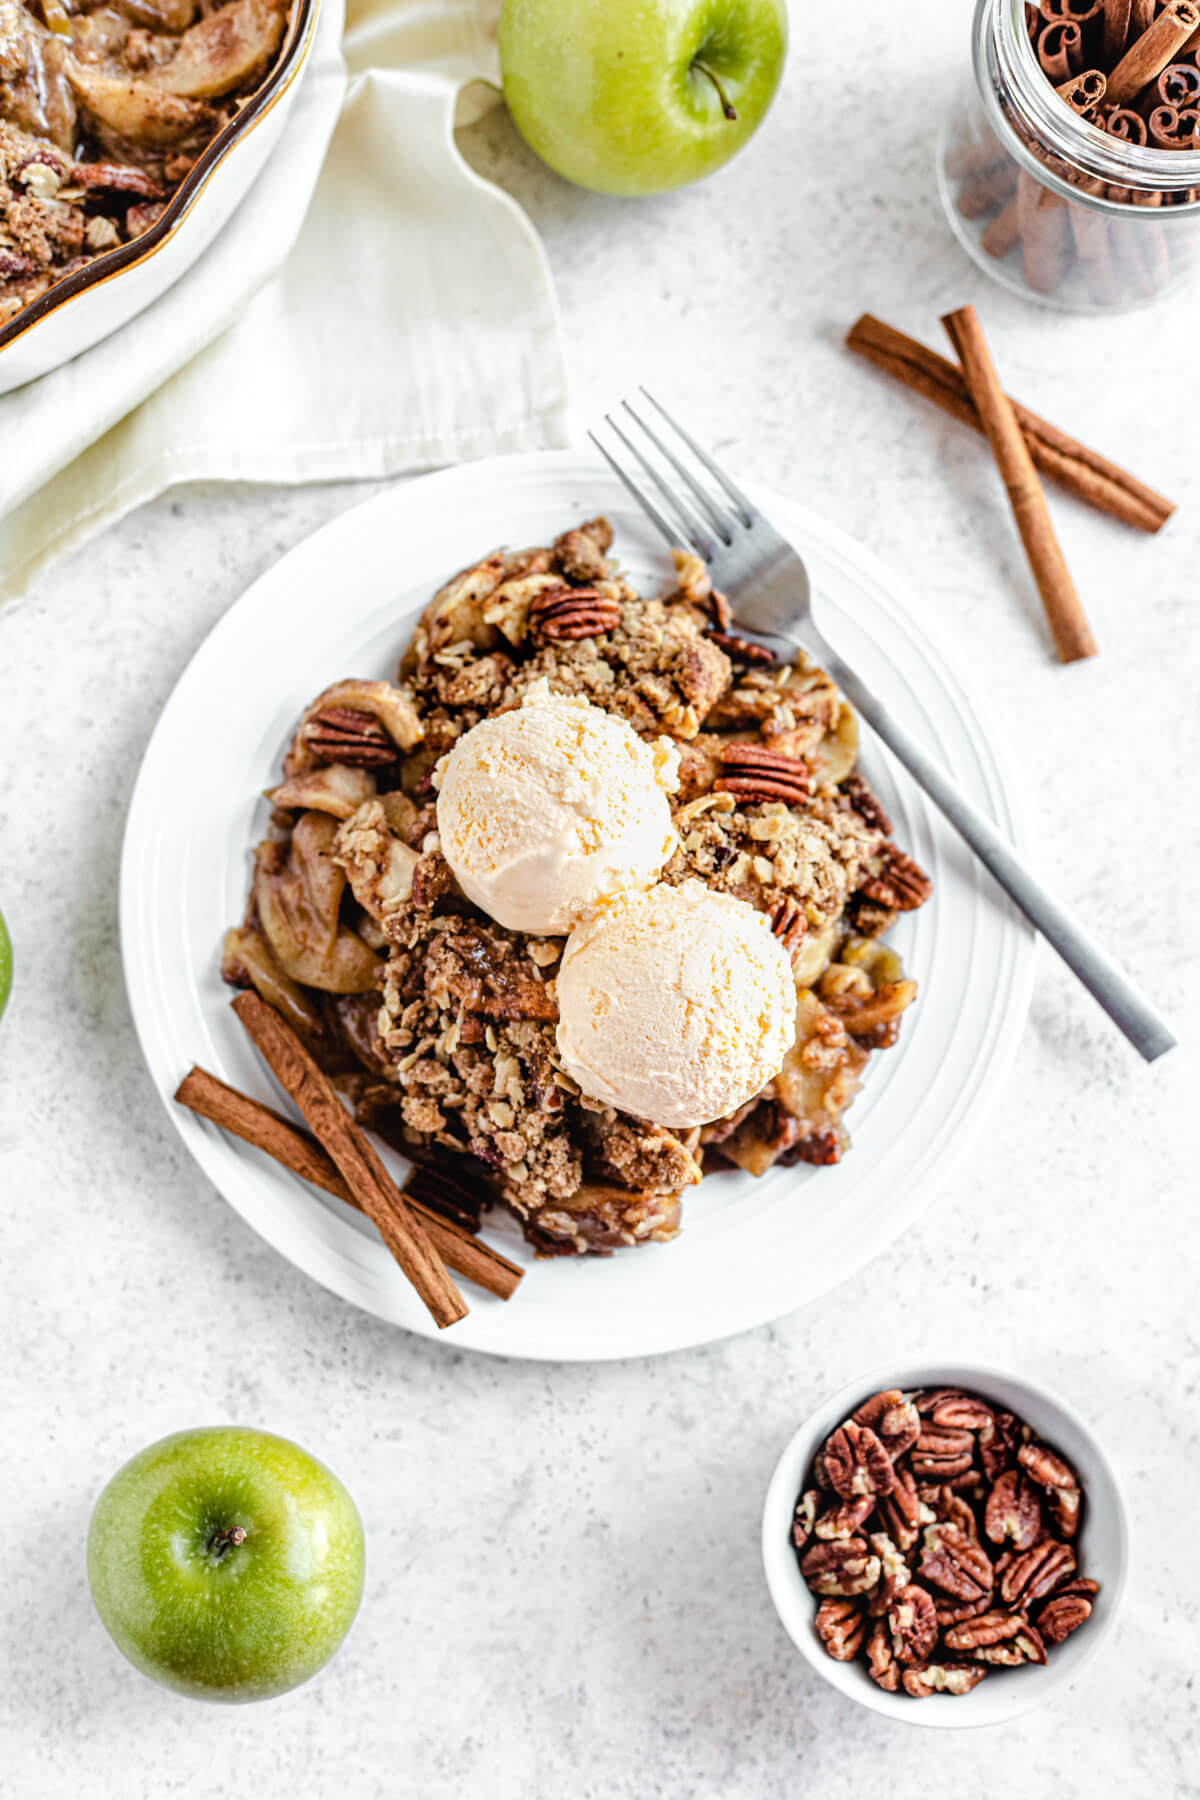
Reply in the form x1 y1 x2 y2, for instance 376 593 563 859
1104 103 1150 139
846 315 1175 533
1040 19 1085 77
981 195 1022 256
1055 67 1109 109
1148 101 1200 141
1149 59 1200 106
231 992 468 1327
957 164 1019 217
1107 0 1200 103
175 1066 523 1300
941 306 1096 664
1018 171 1072 292
1102 0 1133 63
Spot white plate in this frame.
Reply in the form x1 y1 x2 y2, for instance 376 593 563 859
120 450 1036 1361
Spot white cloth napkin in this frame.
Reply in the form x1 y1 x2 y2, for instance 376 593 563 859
0 0 570 609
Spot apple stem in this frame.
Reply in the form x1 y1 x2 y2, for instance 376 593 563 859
207 1525 247 1561
692 60 738 122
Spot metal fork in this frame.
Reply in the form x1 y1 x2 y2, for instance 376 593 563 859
589 392 1175 1064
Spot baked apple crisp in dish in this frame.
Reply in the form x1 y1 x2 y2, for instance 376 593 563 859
0 0 295 327
222 517 932 1258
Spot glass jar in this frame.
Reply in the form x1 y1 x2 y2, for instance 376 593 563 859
937 0 1200 311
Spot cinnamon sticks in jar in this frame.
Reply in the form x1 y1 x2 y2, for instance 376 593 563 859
947 0 1200 307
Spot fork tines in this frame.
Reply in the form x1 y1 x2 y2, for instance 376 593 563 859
588 389 756 561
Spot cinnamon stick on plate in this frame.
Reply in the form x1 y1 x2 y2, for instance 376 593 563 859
231 991 469 1327
175 1066 522 1301
845 315 1175 533
941 306 1097 664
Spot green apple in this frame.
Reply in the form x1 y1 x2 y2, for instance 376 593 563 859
0 908 10 1021
87 1427 364 1703
499 0 788 197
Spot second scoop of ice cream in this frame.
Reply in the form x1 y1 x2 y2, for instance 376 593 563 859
435 682 680 935
555 880 797 1129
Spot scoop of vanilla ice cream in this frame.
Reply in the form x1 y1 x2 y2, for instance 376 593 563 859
555 880 796 1129
435 682 680 935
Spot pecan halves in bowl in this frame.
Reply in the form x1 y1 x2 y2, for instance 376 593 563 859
799 1537 882 1598
998 1539 1076 1609
910 1423 976 1482
527 583 621 642
1035 1582 1097 1646
945 1610 1048 1667
852 1389 921 1460
901 1663 988 1698
984 1468 1044 1551
714 743 814 807
814 1599 866 1662
1018 1442 1083 1537
918 1522 995 1605
865 1620 901 1691
821 1422 896 1500
888 1584 939 1666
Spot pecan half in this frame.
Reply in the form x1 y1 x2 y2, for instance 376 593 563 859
902 1663 987 1698
934 1591 994 1629
714 743 814 807
73 161 164 199
984 1468 1043 1551
853 1389 921 1460
877 1465 923 1552
867 1531 912 1615
861 844 933 911
766 894 808 961
888 1585 938 1666
814 1598 865 1662
528 583 620 641
705 629 777 666
822 1422 896 1500
1017 1442 1081 1537
865 1620 900 1691
791 1490 820 1551
930 1488 981 1543
303 707 398 768
923 1392 994 1433
918 1523 994 1604
999 1539 1075 1609
814 1495 876 1540
979 1409 1024 1481
945 1610 1046 1665
840 772 892 836
799 1537 882 1597
911 1423 976 1482
1036 1591 1093 1646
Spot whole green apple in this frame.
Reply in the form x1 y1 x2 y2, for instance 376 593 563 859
499 0 788 196
87 1426 364 1703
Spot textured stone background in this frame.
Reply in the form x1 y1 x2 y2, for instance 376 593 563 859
2 1 1197 1794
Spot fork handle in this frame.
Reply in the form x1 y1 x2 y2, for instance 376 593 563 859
805 625 1176 1064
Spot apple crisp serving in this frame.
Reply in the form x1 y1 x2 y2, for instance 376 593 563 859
0 0 289 325
223 518 932 1256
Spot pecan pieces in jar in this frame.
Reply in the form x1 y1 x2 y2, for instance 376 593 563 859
793 1384 1100 1700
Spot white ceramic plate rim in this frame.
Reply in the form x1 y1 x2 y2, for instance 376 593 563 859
761 1357 1130 1727
120 450 1037 1361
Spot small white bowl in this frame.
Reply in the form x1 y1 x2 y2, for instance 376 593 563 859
761 1359 1129 1728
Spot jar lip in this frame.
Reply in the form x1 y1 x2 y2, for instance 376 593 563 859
978 0 1200 196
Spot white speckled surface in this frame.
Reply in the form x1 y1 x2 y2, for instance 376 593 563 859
2 2 1199 1793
